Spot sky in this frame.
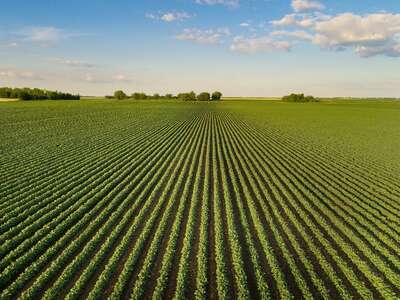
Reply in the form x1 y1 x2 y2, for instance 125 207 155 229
0 0 400 97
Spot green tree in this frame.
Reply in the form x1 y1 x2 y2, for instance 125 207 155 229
282 93 318 103
178 91 197 101
131 93 147 100
114 90 127 100
197 92 211 101
212 91 222 101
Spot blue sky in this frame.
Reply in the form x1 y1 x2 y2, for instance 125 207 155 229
1 0 400 97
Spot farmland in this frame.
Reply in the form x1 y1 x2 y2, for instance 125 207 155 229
1 99 400 299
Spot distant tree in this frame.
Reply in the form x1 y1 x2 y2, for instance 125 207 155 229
0 87 79 100
114 90 127 100
188 91 196 101
282 93 318 103
178 91 197 101
153 93 160 99
131 92 148 100
0 87 12 98
19 91 32 100
197 92 211 101
165 94 174 99
212 91 222 101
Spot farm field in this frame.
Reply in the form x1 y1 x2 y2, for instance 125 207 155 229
1 99 400 299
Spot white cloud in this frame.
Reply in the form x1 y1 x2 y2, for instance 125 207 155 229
269 9 400 58
15 26 88 46
240 22 250 27
0 42 19 48
161 13 179 22
145 13 157 20
22 26 63 42
270 12 329 28
312 13 400 57
113 74 129 81
175 28 231 45
271 30 313 40
270 14 298 26
195 0 239 8
230 36 292 53
291 0 324 12
147 11 192 22
113 74 126 81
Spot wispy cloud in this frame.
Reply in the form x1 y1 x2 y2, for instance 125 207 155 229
146 11 192 22
270 12 329 28
13 26 90 46
113 74 131 82
230 36 292 53
50 58 95 68
175 28 231 45
0 42 19 48
82 73 135 84
0 69 43 80
195 0 239 8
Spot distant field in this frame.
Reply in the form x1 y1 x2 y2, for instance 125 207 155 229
0 100 399 299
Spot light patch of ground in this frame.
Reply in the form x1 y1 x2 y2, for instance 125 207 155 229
0 98 19 102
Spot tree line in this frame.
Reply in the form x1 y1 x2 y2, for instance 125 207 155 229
110 91 222 101
282 93 319 103
0 87 80 100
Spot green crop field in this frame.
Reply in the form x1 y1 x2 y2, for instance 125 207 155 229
1 99 400 299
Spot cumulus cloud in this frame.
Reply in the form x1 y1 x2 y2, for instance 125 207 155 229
269 9 400 58
175 28 231 45
291 0 324 12
230 36 292 53
195 0 239 8
313 13 400 57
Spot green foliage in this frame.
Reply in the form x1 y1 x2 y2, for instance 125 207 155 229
197 92 211 101
131 92 148 100
212 91 223 101
0 87 80 100
113 90 127 100
282 93 319 103
106 91 220 101
177 91 197 101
